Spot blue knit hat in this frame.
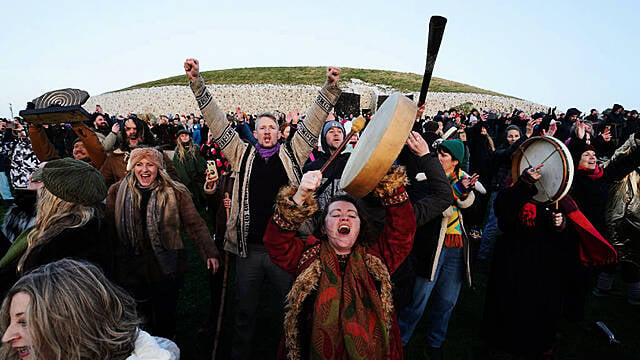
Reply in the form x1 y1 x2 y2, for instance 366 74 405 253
320 120 345 151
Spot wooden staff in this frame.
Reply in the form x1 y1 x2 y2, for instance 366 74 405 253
211 193 231 360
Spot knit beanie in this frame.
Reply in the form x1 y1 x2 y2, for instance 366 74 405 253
31 158 107 205
320 120 345 152
568 140 597 165
126 147 165 171
439 139 465 163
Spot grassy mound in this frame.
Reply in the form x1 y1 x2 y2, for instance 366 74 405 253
119 67 509 97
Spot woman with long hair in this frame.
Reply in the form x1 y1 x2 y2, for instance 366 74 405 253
0 158 111 295
1 259 177 360
106 147 219 339
172 129 207 208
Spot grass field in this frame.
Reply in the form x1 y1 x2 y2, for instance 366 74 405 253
118 67 512 98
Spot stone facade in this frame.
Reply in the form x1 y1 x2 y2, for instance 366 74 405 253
83 80 546 118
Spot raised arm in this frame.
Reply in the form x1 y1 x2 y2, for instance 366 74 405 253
71 123 106 168
289 67 343 168
185 58 248 169
28 124 60 161
405 131 454 225
370 166 417 273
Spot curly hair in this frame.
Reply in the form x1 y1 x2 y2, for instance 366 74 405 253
0 259 141 360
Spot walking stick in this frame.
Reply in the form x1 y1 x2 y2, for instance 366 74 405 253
211 193 231 360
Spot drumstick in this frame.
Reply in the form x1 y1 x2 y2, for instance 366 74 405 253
441 126 457 140
320 116 367 174
418 16 447 107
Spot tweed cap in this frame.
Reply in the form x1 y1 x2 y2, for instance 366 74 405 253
126 147 165 171
177 129 191 137
32 158 107 205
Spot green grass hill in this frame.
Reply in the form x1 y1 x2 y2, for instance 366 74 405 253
120 66 510 97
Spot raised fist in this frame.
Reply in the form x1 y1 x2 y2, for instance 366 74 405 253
326 67 341 86
184 58 200 82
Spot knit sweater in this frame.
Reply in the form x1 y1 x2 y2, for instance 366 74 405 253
190 75 341 257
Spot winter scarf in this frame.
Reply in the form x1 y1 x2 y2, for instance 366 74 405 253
115 179 179 274
559 195 618 266
577 165 604 180
445 170 469 248
255 142 281 161
294 242 392 360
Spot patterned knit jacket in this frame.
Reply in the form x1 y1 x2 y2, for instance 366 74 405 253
190 75 341 257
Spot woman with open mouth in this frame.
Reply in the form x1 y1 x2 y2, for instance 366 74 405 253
263 166 416 360
105 147 220 339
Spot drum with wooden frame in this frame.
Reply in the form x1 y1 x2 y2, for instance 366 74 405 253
340 93 417 198
512 136 574 204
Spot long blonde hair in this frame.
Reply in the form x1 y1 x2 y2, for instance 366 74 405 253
0 259 140 360
18 187 99 272
174 137 198 162
126 164 189 209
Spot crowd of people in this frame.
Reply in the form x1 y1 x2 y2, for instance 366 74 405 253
0 58 639 359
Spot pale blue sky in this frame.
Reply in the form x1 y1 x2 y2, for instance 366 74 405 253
1 0 638 118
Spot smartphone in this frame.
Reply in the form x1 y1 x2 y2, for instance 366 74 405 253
206 160 218 180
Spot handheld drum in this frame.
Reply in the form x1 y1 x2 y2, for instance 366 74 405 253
512 136 574 204
340 93 417 198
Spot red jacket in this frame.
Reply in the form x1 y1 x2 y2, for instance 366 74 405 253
264 196 416 360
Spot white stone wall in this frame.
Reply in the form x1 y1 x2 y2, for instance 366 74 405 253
83 82 546 118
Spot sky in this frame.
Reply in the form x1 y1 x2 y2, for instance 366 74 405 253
1 0 638 119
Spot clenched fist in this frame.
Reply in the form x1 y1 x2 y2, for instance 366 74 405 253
327 67 341 86
184 58 200 82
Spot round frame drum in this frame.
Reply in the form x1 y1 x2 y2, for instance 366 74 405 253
340 93 417 198
512 136 574 204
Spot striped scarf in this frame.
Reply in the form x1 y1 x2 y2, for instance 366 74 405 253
445 170 469 248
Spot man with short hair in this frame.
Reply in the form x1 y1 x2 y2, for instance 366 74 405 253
185 58 341 360
302 120 348 210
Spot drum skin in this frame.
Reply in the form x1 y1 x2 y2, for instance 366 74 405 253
511 136 574 204
340 93 417 198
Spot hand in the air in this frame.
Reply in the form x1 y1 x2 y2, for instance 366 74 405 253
406 131 429 156
293 170 321 205
326 67 341 86
111 123 120 134
542 121 557 137
600 131 612 142
460 173 480 190
184 58 200 82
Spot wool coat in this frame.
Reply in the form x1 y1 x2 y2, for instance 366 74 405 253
190 75 341 257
